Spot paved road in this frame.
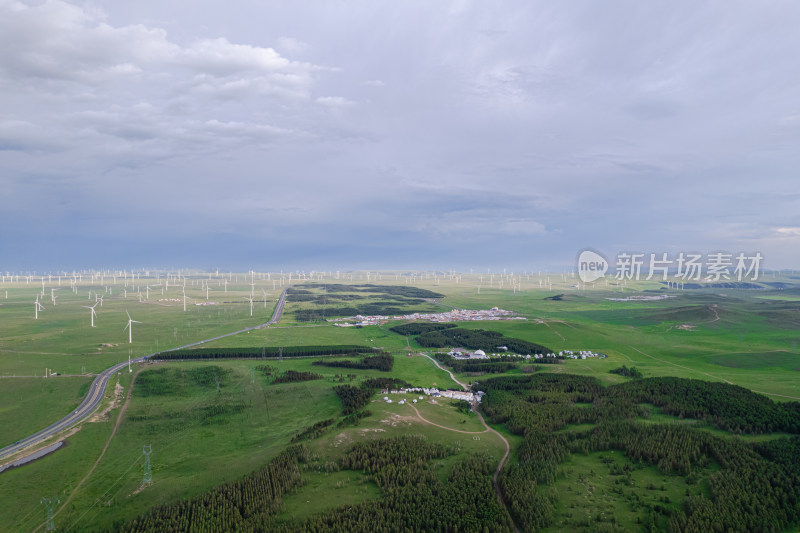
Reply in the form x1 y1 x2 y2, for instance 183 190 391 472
0 289 287 462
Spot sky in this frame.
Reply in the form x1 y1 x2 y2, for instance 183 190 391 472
2 0 800 272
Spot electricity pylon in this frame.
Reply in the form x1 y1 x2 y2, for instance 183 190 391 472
142 445 152 486
41 496 59 531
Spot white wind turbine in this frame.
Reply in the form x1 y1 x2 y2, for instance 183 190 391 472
124 310 141 343
82 302 98 327
34 296 45 319
262 289 268 308
244 296 254 317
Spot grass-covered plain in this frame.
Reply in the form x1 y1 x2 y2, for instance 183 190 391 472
1 356 500 531
1 271 799 531
0 376 92 448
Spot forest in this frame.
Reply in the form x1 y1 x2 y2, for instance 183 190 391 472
291 283 444 299
433 353 524 374
114 369 800 533
312 353 394 372
610 365 643 378
412 326 551 355
112 445 310 532
152 345 378 360
272 370 323 384
389 322 458 335
289 284 444 321
275 436 514 532
478 374 800 532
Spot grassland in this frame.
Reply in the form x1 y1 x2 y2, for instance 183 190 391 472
0 376 92 448
0 270 798 531
1 356 500 531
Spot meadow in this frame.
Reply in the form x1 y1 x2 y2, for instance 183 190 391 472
0 270 798 531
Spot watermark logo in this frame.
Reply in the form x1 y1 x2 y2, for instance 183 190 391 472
576 249 764 282
577 249 608 283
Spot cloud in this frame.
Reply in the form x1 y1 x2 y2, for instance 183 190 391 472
316 96 355 108
362 79 386 87
277 37 309 55
0 0 332 167
3 1 800 269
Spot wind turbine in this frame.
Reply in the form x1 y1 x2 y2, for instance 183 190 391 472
124 310 141 343
34 296 45 319
244 296 254 317
262 289 268 308
82 302 98 327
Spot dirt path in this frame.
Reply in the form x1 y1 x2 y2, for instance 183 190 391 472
407 404 489 434
751 390 800 400
419 353 520 533
37 368 143 531
533 317 567 341
421 352 469 389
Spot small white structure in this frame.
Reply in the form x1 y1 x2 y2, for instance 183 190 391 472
412 399 417 403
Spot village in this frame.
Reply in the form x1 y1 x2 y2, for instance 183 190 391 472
380 386 485 405
446 347 606 360
332 306 526 327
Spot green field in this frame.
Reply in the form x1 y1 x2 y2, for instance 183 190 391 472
0 271 798 532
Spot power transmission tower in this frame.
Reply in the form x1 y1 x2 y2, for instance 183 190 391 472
250 368 255 384
142 445 152 486
41 496 59 531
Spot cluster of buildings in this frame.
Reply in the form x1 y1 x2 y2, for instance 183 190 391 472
382 386 484 404
606 294 674 302
445 348 605 361
556 350 605 360
332 307 525 327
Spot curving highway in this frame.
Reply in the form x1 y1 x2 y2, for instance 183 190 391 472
0 289 287 462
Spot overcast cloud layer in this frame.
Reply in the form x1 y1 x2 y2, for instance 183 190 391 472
2 0 800 271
